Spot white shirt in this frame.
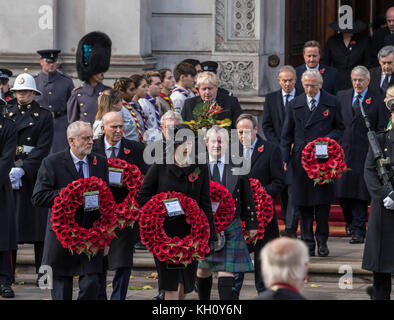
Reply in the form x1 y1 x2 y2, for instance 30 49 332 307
282 88 296 107
170 85 195 114
306 91 321 111
70 149 89 178
306 63 320 71
209 154 226 181
104 138 121 159
243 137 258 160
139 97 161 130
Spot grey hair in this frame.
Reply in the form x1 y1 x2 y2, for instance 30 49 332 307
301 69 323 84
351 65 371 80
277 65 297 79
102 111 123 127
260 238 309 289
378 45 394 60
160 110 183 125
67 121 92 139
204 125 229 142
236 113 258 129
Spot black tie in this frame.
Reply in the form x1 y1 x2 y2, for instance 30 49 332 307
352 94 362 113
310 99 317 112
382 74 390 93
78 161 84 179
285 94 290 108
212 162 221 184
110 146 116 159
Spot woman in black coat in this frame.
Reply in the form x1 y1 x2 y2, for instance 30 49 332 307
137 124 216 300
323 20 371 90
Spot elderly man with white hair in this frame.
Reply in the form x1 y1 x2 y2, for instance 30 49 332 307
32 121 109 300
281 69 345 258
336 66 389 244
255 237 308 300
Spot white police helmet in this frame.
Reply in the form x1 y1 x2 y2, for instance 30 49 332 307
11 68 41 95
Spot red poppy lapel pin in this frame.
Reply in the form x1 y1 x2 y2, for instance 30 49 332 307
188 167 200 183
350 40 357 45
92 156 97 166
323 109 329 117
365 98 372 105
124 147 131 155
319 68 325 75
257 144 264 153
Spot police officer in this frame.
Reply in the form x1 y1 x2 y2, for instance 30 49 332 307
67 31 112 126
35 49 74 153
0 68 16 106
363 97 394 300
0 97 17 298
7 70 54 284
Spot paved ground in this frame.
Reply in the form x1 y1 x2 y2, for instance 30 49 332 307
2 237 389 300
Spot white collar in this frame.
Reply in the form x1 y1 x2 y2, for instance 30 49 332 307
104 137 121 151
282 88 296 98
70 149 88 164
209 154 226 164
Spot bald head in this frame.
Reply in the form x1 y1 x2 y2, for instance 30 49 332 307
387 7 394 32
260 238 309 291
101 112 124 145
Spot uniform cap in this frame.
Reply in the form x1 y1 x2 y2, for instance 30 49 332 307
37 49 61 63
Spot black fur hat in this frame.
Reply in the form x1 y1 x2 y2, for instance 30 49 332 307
76 31 112 82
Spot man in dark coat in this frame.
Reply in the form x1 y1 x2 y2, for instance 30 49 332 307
234 113 285 295
255 237 308 300
67 31 112 125
92 112 148 300
363 108 394 299
0 98 17 298
6 71 53 284
370 7 394 67
336 66 389 244
262 65 299 237
35 49 74 153
281 69 345 257
32 120 109 300
369 45 394 95
0 68 16 106
295 40 338 96
181 71 242 129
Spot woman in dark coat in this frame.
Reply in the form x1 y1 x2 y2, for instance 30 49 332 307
0 108 18 298
137 124 216 300
323 20 371 90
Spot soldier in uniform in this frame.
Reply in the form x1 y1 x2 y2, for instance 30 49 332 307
6 70 53 284
67 31 112 126
0 97 17 298
35 49 74 153
0 68 16 106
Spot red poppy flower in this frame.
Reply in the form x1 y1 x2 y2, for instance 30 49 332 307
323 111 329 117
5 96 11 102
319 68 325 74
365 98 372 105
258 145 264 153
124 148 131 155
350 40 356 45
92 156 97 166
188 173 199 183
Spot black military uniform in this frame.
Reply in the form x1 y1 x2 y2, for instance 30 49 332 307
6 72 54 282
35 50 74 153
0 99 17 298
67 32 112 125
0 68 16 106
92 135 148 300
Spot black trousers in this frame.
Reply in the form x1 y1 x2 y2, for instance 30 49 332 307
373 272 392 300
51 274 101 300
339 198 368 237
0 251 13 286
284 185 300 233
299 205 330 249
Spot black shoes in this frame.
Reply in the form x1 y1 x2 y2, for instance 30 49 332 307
317 244 330 257
309 247 315 257
349 235 364 244
345 225 352 237
280 230 297 238
153 290 165 300
0 284 15 298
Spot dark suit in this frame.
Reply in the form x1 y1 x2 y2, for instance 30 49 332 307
32 149 109 300
323 33 371 90
371 27 391 67
369 66 394 95
295 64 338 96
234 136 285 294
181 92 243 129
92 136 147 300
281 90 344 250
254 287 306 300
336 89 388 237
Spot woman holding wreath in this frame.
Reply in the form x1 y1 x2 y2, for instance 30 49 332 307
137 124 217 300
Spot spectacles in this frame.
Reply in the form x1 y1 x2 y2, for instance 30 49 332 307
351 78 367 83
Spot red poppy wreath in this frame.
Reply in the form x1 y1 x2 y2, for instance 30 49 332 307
301 137 347 185
139 191 210 267
209 181 235 233
51 177 117 259
241 178 274 244
107 158 144 229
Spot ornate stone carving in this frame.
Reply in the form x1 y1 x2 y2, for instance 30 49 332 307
217 61 256 91
232 0 255 38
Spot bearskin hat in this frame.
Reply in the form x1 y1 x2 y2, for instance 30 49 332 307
76 31 112 82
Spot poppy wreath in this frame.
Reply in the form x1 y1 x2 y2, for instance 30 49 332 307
139 191 210 267
241 178 274 244
107 158 144 229
301 137 347 185
209 181 235 233
51 177 117 260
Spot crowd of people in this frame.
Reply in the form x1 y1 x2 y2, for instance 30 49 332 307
1 7 394 301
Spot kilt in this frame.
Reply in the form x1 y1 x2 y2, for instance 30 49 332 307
199 218 254 273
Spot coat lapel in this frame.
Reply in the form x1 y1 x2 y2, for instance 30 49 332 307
251 136 264 168
305 91 331 128
63 149 79 180
223 163 238 195
276 90 285 124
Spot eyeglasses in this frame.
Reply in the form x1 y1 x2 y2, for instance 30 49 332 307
351 78 367 83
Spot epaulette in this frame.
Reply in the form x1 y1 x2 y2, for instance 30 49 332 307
72 85 83 92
